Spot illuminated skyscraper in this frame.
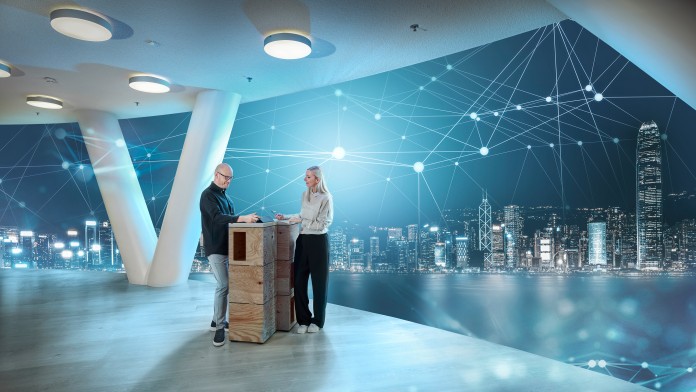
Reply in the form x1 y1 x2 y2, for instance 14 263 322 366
588 222 607 265
433 242 446 268
455 236 469 269
636 121 663 270
491 224 504 269
479 191 492 267
504 205 522 268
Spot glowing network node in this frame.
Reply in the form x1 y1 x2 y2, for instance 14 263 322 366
413 161 424 173
446 64 452 70
55 128 67 140
545 96 552 102
454 162 459 166
146 153 151 158
19 201 26 208
342 106 347 111
115 138 126 147
620 357 626 362
61 161 69 169
613 137 619 144
334 89 343 97
585 84 593 92
374 113 381 120
494 111 499 116
594 93 603 101
516 105 522 110
588 360 597 368
476 117 481 121
265 168 270 173
151 196 155 201
430 76 436 81
401 135 406 140
270 125 276 130
661 133 668 140
549 143 554 148
386 177 391 182
527 145 531 149
654 382 661 389
79 164 84 170
577 141 583 146
332 146 346 160
470 112 477 120
641 362 649 369
479 146 489 156
598 360 607 368
688 367 693 373
419 86 424 91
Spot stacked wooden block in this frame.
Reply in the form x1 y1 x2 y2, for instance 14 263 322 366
275 221 299 331
228 222 276 343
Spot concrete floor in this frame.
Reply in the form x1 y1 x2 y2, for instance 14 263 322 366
0 269 649 391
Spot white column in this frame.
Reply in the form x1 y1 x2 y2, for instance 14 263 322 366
75 110 157 285
147 90 242 287
547 0 696 111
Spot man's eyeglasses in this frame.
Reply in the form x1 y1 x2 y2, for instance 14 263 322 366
217 172 233 181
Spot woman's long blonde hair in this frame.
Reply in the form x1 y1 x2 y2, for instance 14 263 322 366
306 165 330 201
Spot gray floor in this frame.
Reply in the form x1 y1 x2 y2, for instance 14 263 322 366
0 269 649 392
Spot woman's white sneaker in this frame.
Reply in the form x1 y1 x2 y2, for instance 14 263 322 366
307 324 320 333
297 325 308 334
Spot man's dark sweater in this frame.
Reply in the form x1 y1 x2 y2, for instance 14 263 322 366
200 182 239 257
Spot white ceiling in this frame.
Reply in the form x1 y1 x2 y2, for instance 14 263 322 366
0 0 567 125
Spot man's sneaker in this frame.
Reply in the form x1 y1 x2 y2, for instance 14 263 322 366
296 325 308 334
307 323 320 333
213 328 226 347
210 321 229 331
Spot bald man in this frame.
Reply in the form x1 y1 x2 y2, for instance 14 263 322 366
200 163 259 347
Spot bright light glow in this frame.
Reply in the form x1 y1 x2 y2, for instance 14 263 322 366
494 112 499 116
14 262 28 269
454 162 459 166
263 33 311 59
527 145 532 149
334 89 343 97
430 226 439 232
546 96 552 102
54 242 65 249
516 105 522 110
11 248 22 254
585 84 593 91
129 75 170 93
85 220 97 226
20 231 33 237
431 76 436 81
70 241 79 247
67 230 78 236
61 250 73 259
598 360 607 368
27 95 63 109
594 93 603 101
549 143 554 148
446 64 452 70
613 137 619 143
413 161 424 173
588 360 597 368
77 250 85 257
641 362 649 369
480 147 489 156
401 135 406 140
332 146 346 160
470 112 477 119
577 141 583 146
115 139 126 147
50 8 113 42
386 177 390 182
61 161 70 170
91 244 101 251
374 113 381 120
419 86 424 91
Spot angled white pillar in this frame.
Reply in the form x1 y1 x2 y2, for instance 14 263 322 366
147 90 242 287
75 110 157 285
547 0 696 110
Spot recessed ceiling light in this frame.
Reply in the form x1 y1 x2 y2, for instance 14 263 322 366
0 62 10 78
128 75 170 93
263 33 311 60
50 8 113 42
27 95 63 109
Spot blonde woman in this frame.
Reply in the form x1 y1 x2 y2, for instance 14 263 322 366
275 166 333 333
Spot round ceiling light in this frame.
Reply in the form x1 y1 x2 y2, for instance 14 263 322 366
0 62 10 78
128 75 170 93
27 95 63 110
50 8 113 42
263 33 312 60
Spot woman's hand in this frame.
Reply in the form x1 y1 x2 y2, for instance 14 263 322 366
239 213 259 223
274 213 285 220
288 216 301 223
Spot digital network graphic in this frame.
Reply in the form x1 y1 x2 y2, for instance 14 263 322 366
1 20 695 391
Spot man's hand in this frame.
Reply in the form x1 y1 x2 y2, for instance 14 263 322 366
239 213 259 223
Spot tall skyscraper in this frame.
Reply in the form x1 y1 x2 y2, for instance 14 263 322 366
491 224 504 269
455 236 469 269
588 222 607 265
504 205 522 268
479 191 492 267
636 121 663 270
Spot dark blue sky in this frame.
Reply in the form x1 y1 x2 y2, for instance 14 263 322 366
1 20 695 233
